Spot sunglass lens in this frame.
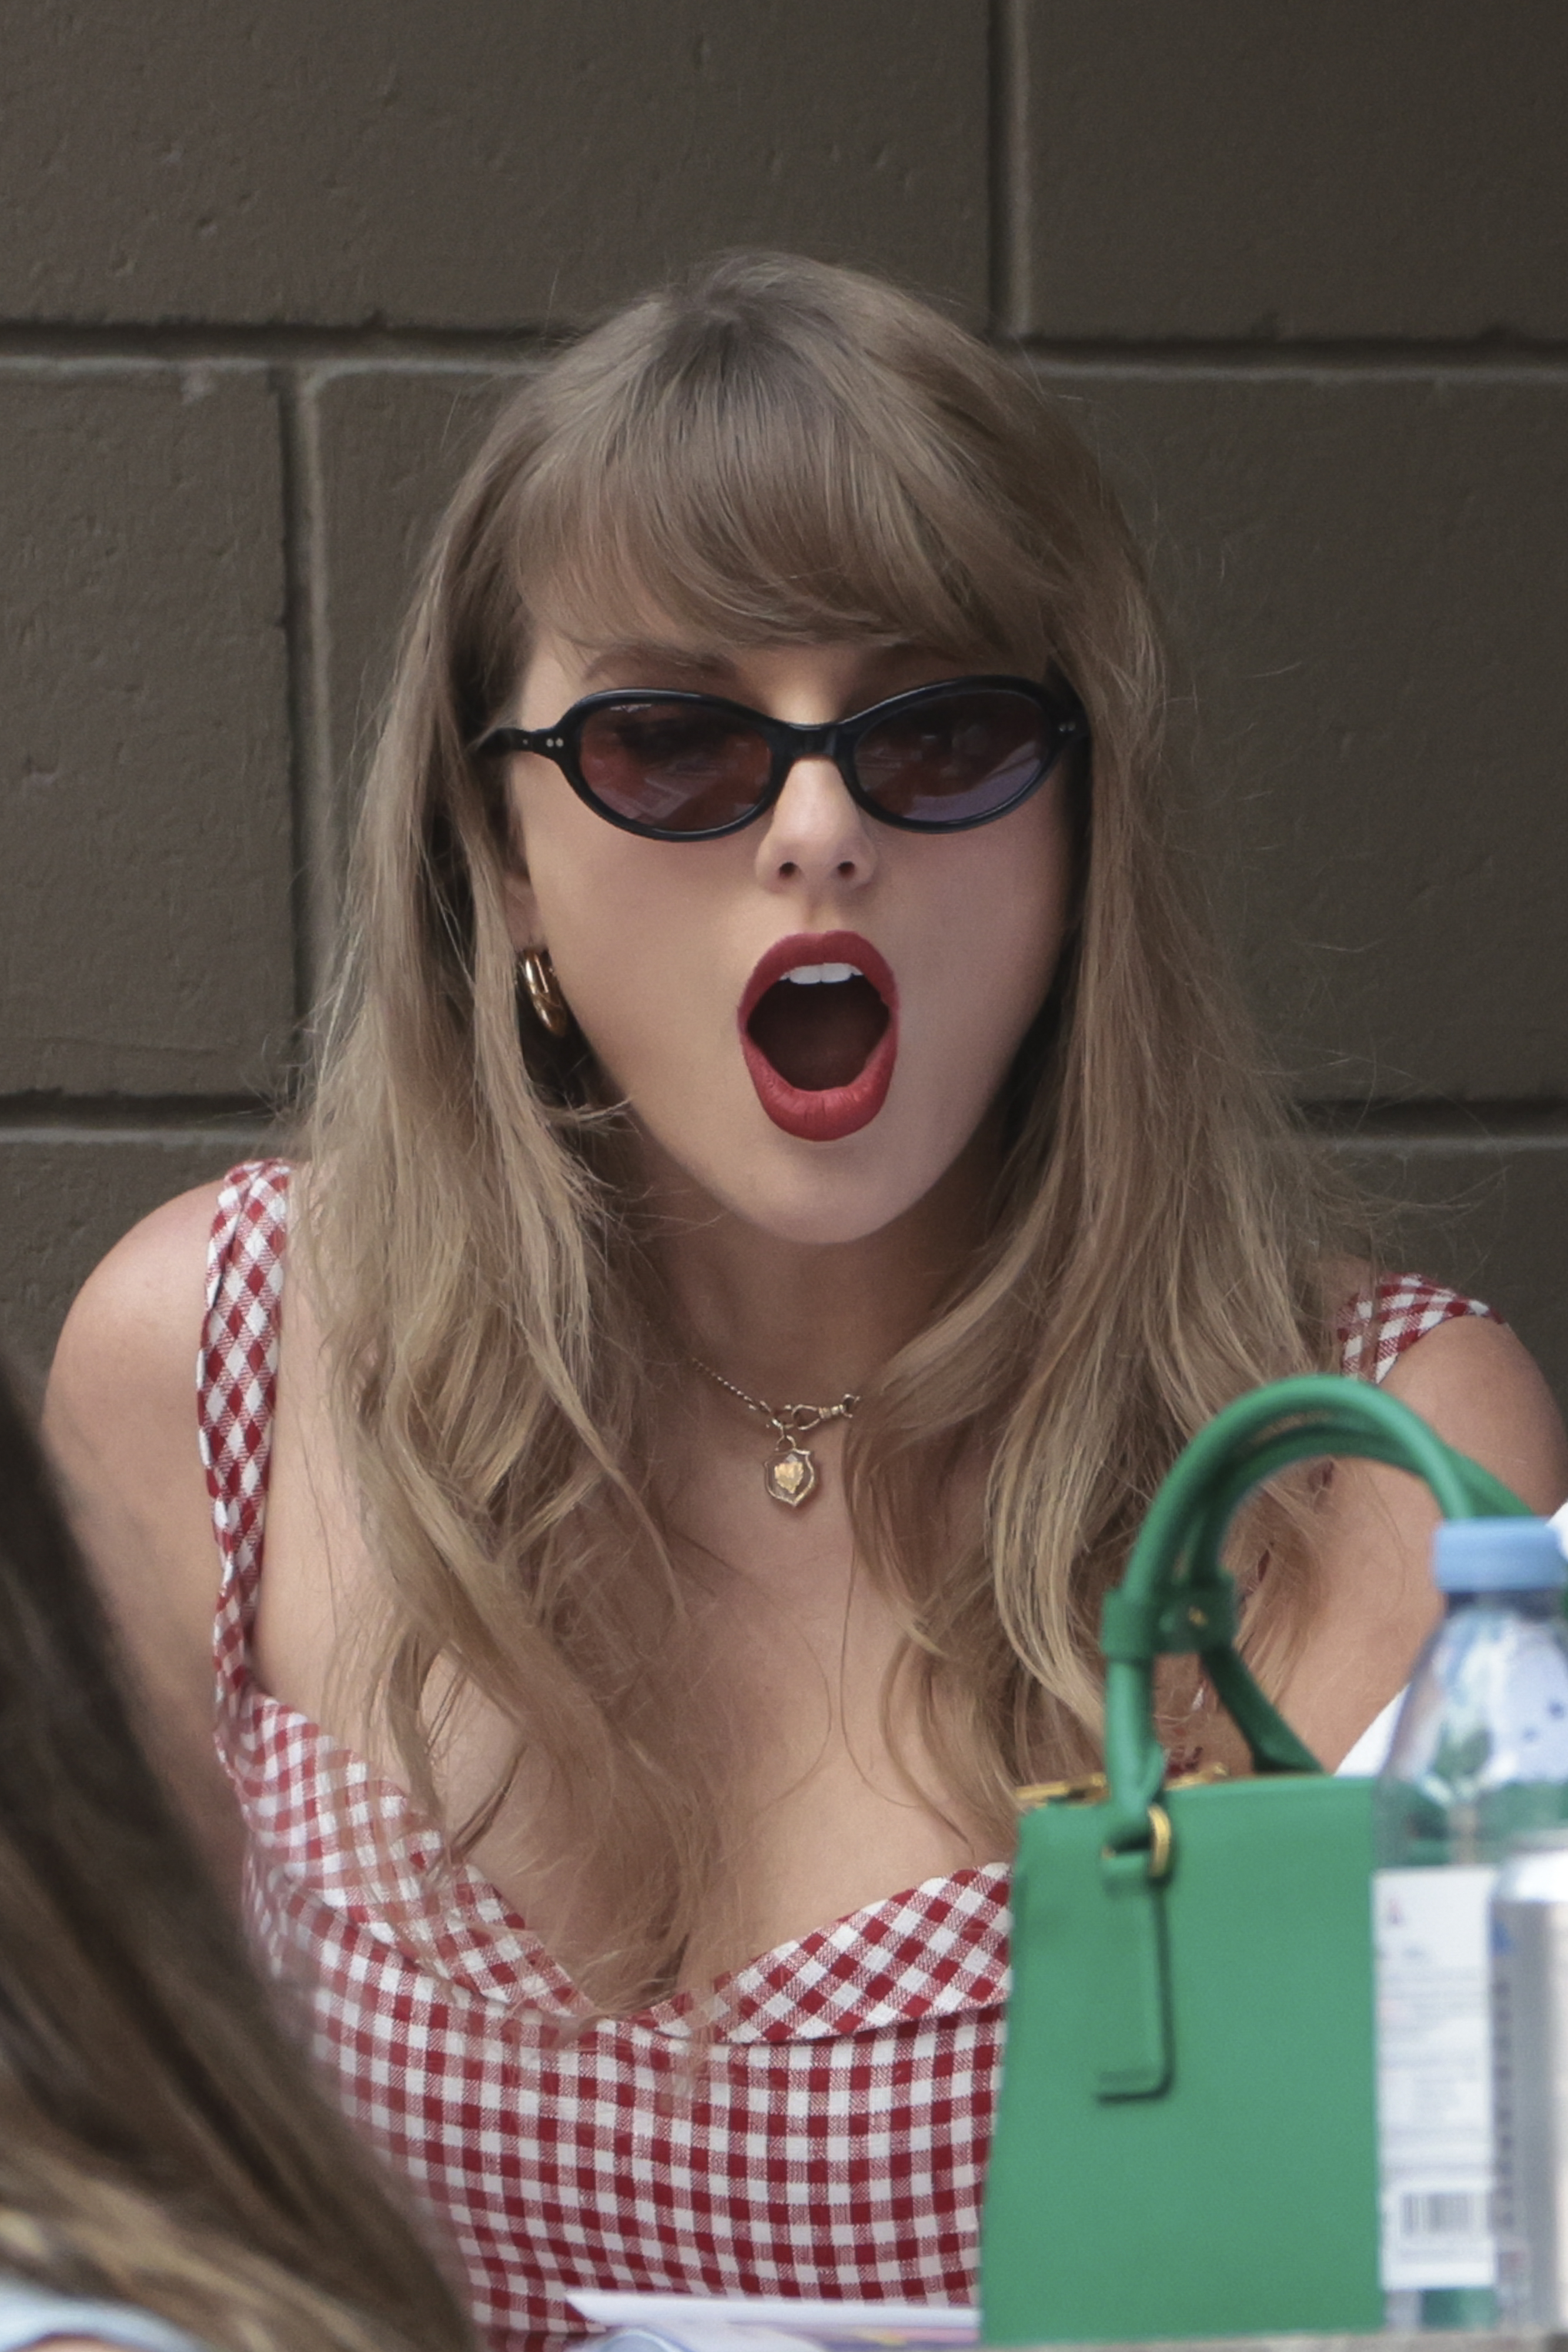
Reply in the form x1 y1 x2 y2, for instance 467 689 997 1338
854 688 1056 826
577 701 772 834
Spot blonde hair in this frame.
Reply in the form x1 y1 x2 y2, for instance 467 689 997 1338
307 252 1356 2010
0 1358 471 2352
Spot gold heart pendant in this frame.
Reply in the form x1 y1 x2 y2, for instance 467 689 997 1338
765 1446 818 1508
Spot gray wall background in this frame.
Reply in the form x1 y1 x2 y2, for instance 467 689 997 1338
2 1 1566 1399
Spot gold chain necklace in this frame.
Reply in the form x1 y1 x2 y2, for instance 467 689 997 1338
689 1356 859 1508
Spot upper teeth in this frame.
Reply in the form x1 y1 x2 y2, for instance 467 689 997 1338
783 961 861 985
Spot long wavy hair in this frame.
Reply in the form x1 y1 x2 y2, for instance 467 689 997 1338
306 251 1359 2011
0 1357 472 2352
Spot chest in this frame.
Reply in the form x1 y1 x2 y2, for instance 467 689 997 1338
253 1305 995 1987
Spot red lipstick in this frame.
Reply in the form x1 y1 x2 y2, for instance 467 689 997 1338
738 930 899 1142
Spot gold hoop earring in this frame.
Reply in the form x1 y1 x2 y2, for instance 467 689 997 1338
520 947 571 1037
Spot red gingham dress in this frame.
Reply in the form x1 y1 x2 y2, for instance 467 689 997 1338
197 1161 1495 2352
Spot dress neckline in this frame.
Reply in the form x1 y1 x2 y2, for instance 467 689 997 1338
235 1671 1011 2034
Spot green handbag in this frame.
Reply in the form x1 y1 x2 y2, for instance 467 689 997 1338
980 1373 1530 2345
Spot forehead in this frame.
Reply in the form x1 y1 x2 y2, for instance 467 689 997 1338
516 627 975 721
506 447 1036 686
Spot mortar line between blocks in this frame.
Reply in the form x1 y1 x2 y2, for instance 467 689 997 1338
276 369 337 1035
987 0 1031 339
1 335 1568 385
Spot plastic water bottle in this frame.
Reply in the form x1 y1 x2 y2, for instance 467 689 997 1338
1373 1518 1568 2330
1490 1826 1568 2321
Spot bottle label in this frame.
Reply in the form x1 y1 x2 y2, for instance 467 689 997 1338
1375 1865 1499 2290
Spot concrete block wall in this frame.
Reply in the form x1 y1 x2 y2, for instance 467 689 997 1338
2 1 1565 1404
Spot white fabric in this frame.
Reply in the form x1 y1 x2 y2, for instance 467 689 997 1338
1334 1688 1406 1778
0 2280 212 2352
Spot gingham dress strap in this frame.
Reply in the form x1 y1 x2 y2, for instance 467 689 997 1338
1338 1270 1497 1384
198 1160 292 1717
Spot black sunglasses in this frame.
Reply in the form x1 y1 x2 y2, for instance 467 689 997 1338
473 674 1088 842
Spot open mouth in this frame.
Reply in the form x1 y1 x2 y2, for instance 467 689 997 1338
738 931 899 1142
746 963 891 1093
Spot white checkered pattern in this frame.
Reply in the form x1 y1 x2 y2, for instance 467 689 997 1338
1339 1269 1495 1384
199 1165 1493 2352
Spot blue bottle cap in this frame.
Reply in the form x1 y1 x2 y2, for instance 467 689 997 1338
1434 1517 1567 1593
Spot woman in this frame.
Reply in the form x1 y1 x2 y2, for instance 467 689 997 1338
45 253 1568 2348
0 1355 471 2352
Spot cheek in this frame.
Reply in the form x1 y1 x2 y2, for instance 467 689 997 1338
519 804 730 1088
538 866 667 1048
915 800 1074 1070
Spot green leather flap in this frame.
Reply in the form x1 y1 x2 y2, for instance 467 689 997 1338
1090 1845 1172 2099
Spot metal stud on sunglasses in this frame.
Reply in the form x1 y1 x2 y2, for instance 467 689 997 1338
473 674 1088 843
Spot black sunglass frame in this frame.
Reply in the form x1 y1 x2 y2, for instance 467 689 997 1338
473 674 1088 842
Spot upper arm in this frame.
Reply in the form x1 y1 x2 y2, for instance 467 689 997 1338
42 1180 243 1886
1275 1311 1568 1767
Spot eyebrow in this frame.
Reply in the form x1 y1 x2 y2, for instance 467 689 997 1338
578 641 743 691
575 637 947 697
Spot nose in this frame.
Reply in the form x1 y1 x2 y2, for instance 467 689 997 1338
753 754 880 895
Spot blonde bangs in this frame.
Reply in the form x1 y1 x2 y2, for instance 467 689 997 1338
491 260 1074 681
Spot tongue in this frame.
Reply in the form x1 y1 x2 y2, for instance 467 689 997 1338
747 975 889 1093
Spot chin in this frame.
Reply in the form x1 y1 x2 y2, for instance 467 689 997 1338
628 1053 997 1249
696 1105 979 1249
727 1178 927 1248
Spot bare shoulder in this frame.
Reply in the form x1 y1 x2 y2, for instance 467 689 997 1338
46 1180 220 1534
44 1178 243 1881
1381 1308 1568 1514
1277 1306 1567 1766
49 1177 217 1382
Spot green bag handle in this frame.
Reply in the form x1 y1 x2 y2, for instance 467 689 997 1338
1096 1372 1532 1863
